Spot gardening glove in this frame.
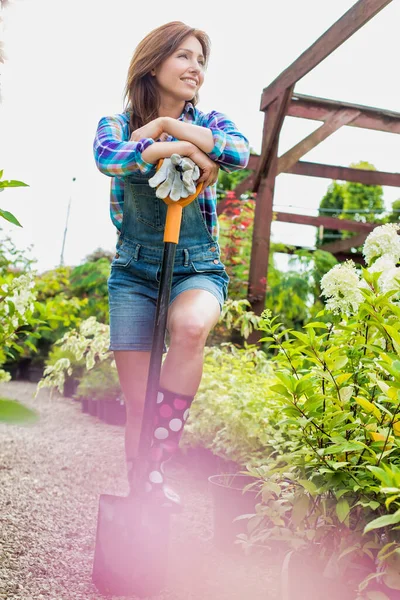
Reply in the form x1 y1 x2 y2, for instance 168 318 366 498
181 158 200 195
148 157 171 189
170 168 185 201
148 154 201 201
154 161 176 200
171 154 200 197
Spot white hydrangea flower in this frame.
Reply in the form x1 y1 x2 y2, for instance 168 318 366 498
365 255 400 298
379 266 400 296
368 255 397 274
363 224 400 266
320 261 363 315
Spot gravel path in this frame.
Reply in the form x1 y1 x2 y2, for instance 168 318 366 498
0 382 280 600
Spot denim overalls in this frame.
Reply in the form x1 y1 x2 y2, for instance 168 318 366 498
107 170 229 352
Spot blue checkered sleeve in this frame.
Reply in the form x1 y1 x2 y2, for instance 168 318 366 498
205 111 250 172
93 115 156 177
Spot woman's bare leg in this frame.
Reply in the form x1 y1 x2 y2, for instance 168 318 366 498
114 289 221 492
160 289 221 394
114 350 151 462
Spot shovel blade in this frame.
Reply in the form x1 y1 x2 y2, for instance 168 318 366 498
92 493 170 598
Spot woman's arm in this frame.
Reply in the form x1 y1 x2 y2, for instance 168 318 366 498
162 112 249 172
204 111 250 172
161 117 214 154
141 140 193 164
93 115 158 177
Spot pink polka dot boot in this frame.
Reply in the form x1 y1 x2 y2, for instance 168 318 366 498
144 386 194 513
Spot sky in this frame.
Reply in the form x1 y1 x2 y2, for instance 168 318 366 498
0 0 399 273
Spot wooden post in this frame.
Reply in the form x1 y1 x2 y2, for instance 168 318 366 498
247 146 278 317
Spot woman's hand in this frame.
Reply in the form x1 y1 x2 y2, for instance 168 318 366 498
130 117 164 142
185 145 220 189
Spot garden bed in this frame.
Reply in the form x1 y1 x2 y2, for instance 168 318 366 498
0 381 280 600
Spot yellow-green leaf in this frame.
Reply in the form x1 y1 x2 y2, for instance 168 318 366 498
336 373 353 386
356 396 381 420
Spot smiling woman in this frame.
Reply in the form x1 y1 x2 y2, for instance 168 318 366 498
93 20 250 511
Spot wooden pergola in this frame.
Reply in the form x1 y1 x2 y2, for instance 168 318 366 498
218 0 400 316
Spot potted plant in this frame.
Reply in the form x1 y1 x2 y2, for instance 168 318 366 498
208 471 262 552
75 359 124 425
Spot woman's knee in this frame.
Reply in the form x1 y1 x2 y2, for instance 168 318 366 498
169 316 209 349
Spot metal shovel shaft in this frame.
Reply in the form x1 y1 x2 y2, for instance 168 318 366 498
133 202 183 491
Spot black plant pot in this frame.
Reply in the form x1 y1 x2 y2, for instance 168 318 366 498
88 398 98 417
208 473 260 552
28 365 44 383
63 377 79 398
81 397 89 414
97 399 105 422
102 398 126 426
178 447 219 478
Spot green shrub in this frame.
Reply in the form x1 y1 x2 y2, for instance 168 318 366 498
181 343 280 466
75 359 121 401
239 224 400 596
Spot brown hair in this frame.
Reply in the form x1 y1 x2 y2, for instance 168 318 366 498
124 21 211 132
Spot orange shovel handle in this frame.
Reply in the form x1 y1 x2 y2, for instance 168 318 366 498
155 159 203 244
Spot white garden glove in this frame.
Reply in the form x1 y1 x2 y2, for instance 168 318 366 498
148 158 171 189
148 154 200 201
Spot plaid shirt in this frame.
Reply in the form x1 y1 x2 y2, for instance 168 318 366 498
93 102 250 241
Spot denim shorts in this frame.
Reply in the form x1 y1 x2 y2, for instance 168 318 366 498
108 239 229 352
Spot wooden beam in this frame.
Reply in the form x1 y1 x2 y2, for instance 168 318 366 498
243 155 400 187
274 211 376 233
288 94 400 134
277 109 360 174
320 232 368 254
254 87 293 192
260 0 393 111
287 161 400 187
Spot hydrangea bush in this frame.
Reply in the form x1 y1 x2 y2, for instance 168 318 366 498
242 225 400 597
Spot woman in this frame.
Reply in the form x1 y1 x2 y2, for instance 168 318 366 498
93 21 250 511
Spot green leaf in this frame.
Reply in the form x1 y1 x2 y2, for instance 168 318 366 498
366 592 391 600
0 398 38 424
298 479 317 494
336 498 350 523
0 179 28 188
364 510 400 534
0 208 22 227
339 386 353 403
291 494 310 525
303 322 328 329
331 355 349 371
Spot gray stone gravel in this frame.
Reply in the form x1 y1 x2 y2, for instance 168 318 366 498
0 381 280 600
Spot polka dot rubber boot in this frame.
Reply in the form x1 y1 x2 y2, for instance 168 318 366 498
145 386 194 512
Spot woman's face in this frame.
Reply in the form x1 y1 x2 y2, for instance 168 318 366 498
152 35 206 103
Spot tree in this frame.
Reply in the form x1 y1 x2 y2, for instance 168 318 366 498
316 161 384 247
387 199 400 223
317 181 344 246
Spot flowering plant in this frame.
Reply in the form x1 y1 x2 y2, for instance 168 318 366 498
241 225 400 598
0 272 38 382
36 317 112 396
